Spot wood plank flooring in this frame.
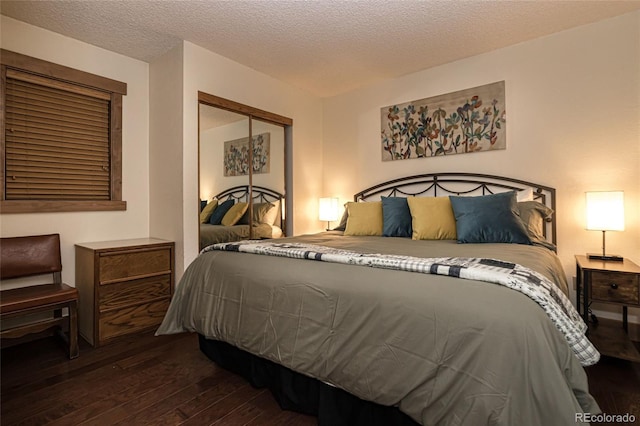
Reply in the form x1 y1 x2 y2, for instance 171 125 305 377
2 329 639 425
1 332 315 425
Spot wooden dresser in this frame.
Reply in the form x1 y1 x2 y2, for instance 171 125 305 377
75 238 174 347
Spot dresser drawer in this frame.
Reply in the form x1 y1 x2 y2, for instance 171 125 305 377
590 271 639 305
99 248 171 283
99 298 170 342
99 275 171 312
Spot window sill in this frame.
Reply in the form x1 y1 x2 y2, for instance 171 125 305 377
1 200 127 214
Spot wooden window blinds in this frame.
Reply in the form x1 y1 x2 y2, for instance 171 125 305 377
5 70 111 200
1 50 127 213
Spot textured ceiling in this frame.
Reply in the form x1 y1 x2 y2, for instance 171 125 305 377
2 0 639 97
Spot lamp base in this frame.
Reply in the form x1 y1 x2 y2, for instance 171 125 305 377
587 253 623 262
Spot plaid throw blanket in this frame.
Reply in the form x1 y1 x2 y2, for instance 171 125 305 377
205 241 599 366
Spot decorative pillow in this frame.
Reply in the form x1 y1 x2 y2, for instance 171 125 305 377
333 205 349 231
239 202 277 225
406 197 457 240
381 197 412 237
199 199 218 224
208 199 235 225
262 199 280 226
449 191 531 244
516 188 534 202
517 201 553 242
344 201 383 236
200 200 208 212
221 202 249 226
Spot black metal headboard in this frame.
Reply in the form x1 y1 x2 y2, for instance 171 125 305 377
354 173 556 245
215 185 284 204
214 185 285 228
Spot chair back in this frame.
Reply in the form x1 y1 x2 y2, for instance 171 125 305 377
0 234 62 282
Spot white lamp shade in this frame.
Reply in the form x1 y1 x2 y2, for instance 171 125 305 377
319 197 339 222
586 191 624 231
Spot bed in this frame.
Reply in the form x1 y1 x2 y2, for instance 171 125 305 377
160 173 601 426
199 185 284 249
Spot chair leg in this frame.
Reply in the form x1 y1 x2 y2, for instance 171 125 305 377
68 300 79 359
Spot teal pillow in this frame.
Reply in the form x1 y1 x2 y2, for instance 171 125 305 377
449 191 531 244
209 199 235 225
382 197 412 237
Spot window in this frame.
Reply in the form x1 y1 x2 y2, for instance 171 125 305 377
1 49 127 213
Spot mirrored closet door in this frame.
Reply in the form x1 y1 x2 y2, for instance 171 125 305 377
197 92 292 251
199 104 249 207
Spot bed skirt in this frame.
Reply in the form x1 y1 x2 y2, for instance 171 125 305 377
198 334 419 426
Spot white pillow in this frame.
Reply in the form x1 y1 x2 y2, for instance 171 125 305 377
517 188 534 202
262 199 280 226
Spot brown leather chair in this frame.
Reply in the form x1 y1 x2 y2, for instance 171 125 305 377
1 234 79 359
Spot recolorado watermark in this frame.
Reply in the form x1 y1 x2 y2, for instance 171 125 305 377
576 413 636 423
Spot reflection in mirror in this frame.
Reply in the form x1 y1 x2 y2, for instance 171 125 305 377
199 104 249 204
199 104 250 250
250 118 286 240
198 101 289 251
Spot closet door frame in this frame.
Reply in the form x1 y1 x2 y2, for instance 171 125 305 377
197 91 293 241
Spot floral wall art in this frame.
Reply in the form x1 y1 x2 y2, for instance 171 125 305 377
223 132 270 176
381 81 506 161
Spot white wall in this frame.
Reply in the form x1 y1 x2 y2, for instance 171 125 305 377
179 42 324 269
0 17 150 287
149 45 185 273
322 12 640 321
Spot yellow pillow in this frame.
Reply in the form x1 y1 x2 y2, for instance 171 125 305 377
221 202 249 226
199 199 218 224
406 197 457 240
344 201 383 236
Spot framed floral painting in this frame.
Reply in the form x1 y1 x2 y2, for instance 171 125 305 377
223 132 270 176
381 81 506 161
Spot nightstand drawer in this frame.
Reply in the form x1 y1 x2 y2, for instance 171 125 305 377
99 275 171 312
99 298 170 342
590 271 639 305
99 248 172 283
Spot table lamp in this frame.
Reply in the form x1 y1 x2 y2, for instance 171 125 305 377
319 197 339 231
585 191 624 261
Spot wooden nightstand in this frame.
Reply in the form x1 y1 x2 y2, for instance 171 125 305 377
75 238 174 347
575 255 640 361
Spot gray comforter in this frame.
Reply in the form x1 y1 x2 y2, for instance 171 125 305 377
158 232 600 425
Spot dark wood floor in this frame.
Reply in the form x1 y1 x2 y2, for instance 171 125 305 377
1 332 315 425
583 319 640 425
587 356 640 424
1 329 639 426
